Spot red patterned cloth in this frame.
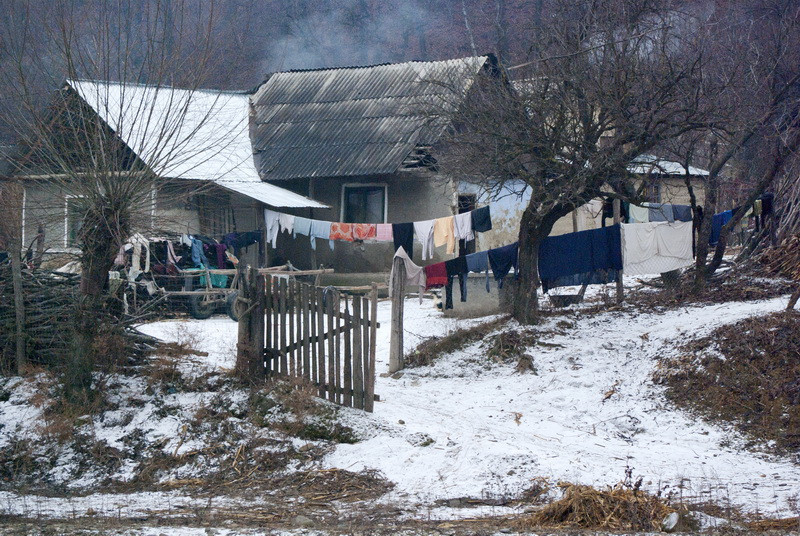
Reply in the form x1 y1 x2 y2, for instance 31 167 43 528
353 223 377 241
424 262 448 289
330 222 354 241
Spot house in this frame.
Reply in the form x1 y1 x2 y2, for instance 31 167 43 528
9 79 326 268
249 55 497 273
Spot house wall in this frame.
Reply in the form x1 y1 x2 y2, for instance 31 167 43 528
22 179 266 269
268 172 457 273
21 181 75 255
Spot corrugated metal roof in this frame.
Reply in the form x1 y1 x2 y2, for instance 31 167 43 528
66 79 325 209
215 181 328 209
251 56 489 180
628 154 709 176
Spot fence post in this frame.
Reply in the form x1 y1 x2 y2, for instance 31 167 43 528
613 198 625 304
364 282 378 412
235 264 252 379
249 268 266 377
389 256 405 373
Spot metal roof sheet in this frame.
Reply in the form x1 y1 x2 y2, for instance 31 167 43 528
215 180 328 209
251 56 489 180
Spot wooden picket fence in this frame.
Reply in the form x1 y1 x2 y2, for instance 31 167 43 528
263 277 378 411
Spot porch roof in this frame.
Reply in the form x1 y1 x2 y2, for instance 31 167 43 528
215 180 328 209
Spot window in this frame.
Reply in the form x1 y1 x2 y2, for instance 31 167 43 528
342 184 386 223
65 196 85 248
646 180 661 203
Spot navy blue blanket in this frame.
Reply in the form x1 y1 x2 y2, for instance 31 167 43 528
538 225 623 293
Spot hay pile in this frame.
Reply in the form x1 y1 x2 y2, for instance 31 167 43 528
517 482 674 531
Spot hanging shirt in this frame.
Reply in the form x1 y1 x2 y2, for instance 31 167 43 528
414 219 435 260
648 203 675 223
376 224 393 241
392 223 414 259
279 213 295 234
128 233 151 281
671 205 693 222
424 262 448 290
353 223 377 241
538 226 623 292
330 222 354 241
488 242 518 288
466 250 491 292
433 216 456 254
471 206 492 232
621 221 693 275
293 217 312 238
453 211 474 241
709 210 733 246
264 209 281 248
389 246 426 304
310 220 334 251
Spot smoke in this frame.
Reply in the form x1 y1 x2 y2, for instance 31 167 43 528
261 1 442 72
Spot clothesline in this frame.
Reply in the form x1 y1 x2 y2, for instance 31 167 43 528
390 221 696 310
264 206 493 260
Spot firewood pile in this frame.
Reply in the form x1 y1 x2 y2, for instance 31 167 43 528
0 265 158 367
761 234 800 281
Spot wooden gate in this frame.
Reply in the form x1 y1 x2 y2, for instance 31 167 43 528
262 277 378 411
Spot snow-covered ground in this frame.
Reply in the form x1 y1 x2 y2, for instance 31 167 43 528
2 284 799 525
330 294 800 519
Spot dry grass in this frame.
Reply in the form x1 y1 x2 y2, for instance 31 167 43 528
405 315 510 367
658 310 800 453
746 516 800 531
515 482 674 532
269 468 394 503
485 329 537 373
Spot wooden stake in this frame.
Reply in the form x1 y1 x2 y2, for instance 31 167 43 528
343 295 352 407
352 295 364 409
613 198 624 304
389 256 405 373
365 283 378 412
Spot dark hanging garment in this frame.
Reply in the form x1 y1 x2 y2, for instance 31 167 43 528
465 250 491 292
471 206 493 233
214 244 227 269
445 256 469 304
538 225 622 293
709 210 733 246
393 223 414 260
671 205 693 222
487 242 518 288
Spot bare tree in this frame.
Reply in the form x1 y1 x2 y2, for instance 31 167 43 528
0 0 242 394
438 0 711 323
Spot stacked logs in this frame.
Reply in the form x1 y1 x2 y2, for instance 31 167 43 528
0 265 158 369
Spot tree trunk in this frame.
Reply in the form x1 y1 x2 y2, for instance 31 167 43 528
513 206 542 324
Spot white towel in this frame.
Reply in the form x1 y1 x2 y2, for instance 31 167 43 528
264 209 281 248
279 213 295 234
413 219 435 260
622 221 693 275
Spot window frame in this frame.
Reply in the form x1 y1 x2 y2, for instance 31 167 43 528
64 194 86 248
340 182 388 224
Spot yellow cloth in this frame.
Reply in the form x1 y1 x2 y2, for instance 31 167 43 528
753 199 762 216
433 216 456 254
